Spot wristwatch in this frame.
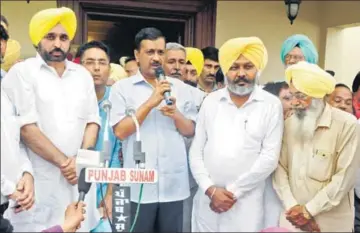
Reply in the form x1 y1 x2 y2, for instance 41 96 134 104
302 206 312 219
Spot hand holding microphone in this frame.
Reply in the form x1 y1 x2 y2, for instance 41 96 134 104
159 96 178 119
146 79 172 108
145 67 173 108
62 202 86 232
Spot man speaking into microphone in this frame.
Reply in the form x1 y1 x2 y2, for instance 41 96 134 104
109 27 197 232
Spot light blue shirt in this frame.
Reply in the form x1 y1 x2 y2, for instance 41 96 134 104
1 69 6 79
109 71 197 203
95 86 121 206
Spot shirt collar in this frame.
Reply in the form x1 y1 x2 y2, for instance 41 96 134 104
131 70 145 84
35 53 77 72
317 103 332 128
197 83 217 92
132 70 174 86
219 85 264 104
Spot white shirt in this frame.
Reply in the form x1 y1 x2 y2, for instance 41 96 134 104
189 86 283 231
109 71 197 203
1 54 100 232
1 90 21 203
184 85 206 189
1 81 33 205
189 85 206 110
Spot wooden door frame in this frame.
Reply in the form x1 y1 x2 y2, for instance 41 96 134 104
57 0 217 48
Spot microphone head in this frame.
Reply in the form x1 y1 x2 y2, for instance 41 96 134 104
125 106 136 116
155 67 165 78
100 99 112 111
78 168 92 194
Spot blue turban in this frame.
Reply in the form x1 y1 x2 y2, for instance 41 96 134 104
280 34 318 65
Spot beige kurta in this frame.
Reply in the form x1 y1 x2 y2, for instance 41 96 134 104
273 103 360 232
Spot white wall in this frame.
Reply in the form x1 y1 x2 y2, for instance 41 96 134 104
215 1 321 83
215 1 360 84
324 26 360 88
1 0 57 58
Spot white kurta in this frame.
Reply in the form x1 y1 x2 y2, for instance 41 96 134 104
1 86 35 228
2 54 100 232
189 87 283 232
1 89 29 202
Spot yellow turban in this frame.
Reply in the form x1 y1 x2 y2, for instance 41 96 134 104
109 63 128 81
2 39 21 72
285 61 336 98
185 47 204 76
29 7 77 46
219 37 268 74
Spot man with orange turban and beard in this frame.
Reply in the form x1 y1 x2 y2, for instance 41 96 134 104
2 7 100 232
273 61 360 232
189 37 284 231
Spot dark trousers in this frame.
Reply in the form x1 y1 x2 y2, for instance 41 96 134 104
355 192 360 232
130 201 183 233
0 203 13 232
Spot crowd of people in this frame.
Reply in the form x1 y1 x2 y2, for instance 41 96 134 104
1 6 360 233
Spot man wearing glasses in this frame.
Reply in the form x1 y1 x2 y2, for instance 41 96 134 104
76 41 121 223
280 34 318 67
274 61 360 232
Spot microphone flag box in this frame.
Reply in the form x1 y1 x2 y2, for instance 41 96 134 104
112 185 131 232
76 149 102 177
85 168 158 184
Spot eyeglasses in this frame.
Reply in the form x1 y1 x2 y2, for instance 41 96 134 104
82 60 109 67
285 54 305 61
289 93 308 101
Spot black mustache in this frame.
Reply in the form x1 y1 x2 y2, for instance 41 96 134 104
172 71 181 76
50 48 65 55
234 76 251 84
151 62 161 66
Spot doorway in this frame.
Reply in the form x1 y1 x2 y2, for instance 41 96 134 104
57 0 217 49
87 15 185 63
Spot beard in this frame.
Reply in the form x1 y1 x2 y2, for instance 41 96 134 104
225 74 257 96
288 98 325 145
38 44 69 62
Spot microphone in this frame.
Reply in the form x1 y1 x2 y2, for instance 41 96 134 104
101 99 112 112
125 106 145 169
101 100 112 167
155 67 173 105
126 106 140 142
125 106 136 117
78 168 92 202
76 146 102 178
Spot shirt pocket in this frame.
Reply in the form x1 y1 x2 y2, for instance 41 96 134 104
67 97 89 122
243 118 264 150
307 149 334 182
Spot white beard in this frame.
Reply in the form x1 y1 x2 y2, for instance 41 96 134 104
288 99 325 146
225 73 259 96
